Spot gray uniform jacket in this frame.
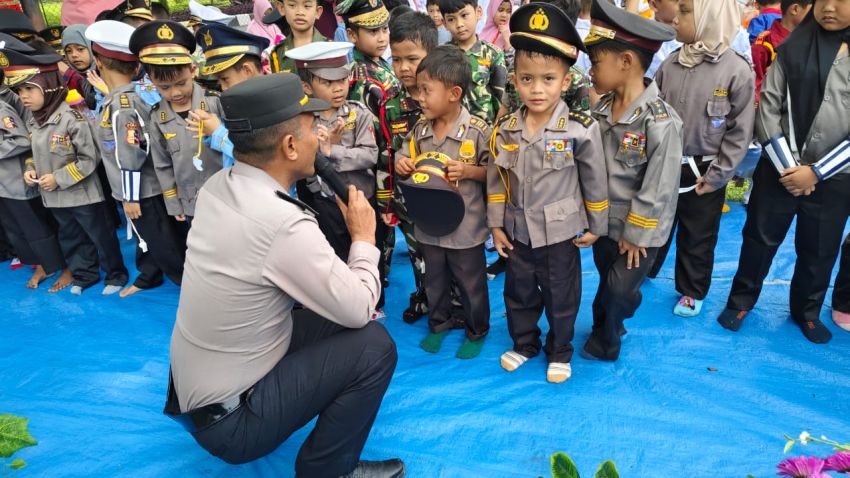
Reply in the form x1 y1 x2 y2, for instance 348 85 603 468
27 102 104 208
150 85 224 217
656 49 755 189
0 86 32 127
0 101 38 200
486 100 609 249
591 82 684 247
170 162 381 411
400 108 491 249
757 48 850 174
98 84 163 202
309 101 378 198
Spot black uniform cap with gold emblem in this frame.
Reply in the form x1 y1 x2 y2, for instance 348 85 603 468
0 47 62 88
509 3 587 63
0 9 37 41
335 0 390 29
0 32 36 55
129 20 196 66
111 0 155 22
38 26 65 53
397 152 466 237
221 73 330 133
584 0 675 54
196 23 269 76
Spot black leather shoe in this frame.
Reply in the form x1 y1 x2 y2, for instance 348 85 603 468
339 459 406 478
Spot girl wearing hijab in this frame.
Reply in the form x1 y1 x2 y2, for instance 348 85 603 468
247 0 284 45
717 0 850 342
651 0 756 318
61 24 100 110
17 62 129 296
479 0 512 51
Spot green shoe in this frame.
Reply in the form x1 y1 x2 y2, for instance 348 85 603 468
456 336 485 359
420 330 449 353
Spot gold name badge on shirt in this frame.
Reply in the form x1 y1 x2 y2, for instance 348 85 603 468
713 88 729 97
459 139 476 162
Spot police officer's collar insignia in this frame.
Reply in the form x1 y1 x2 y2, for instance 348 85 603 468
120 94 131 109
624 107 642 124
200 100 207 111
529 8 549 31
100 106 111 128
420 124 429 138
456 124 465 139
556 116 566 130
506 116 518 130
160 111 168 122
157 24 175 40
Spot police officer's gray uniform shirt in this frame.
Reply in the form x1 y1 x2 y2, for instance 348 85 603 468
311 101 378 198
400 108 491 249
591 82 684 247
0 101 38 200
170 162 382 411
487 100 609 248
655 49 755 189
27 102 105 208
98 84 163 202
757 47 850 173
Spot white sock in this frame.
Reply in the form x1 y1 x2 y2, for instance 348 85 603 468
102 285 122 295
547 362 572 384
70 285 83 296
500 351 529 372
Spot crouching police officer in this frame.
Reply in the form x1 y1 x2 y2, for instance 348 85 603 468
164 73 405 478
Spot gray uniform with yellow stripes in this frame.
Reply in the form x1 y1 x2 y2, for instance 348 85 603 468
98 84 163 203
486 100 609 247
26 102 104 208
591 82 683 247
150 84 224 217
0 100 37 200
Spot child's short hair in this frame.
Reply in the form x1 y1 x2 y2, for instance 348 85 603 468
437 0 477 16
389 4 414 21
756 0 780 6
539 0 581 23
587 40 653 73
426 0 440 7
390 11 438 52
416 44 471 97
146 63 192 82
93 52 138 76
781 0 812 13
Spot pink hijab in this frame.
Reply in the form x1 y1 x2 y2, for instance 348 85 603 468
480 0 513 50
247 0 283 45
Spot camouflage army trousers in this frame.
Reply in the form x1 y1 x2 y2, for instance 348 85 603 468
380 214 428 320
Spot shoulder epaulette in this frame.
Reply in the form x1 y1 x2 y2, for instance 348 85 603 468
469 115 489 132
69 109 85 122
119 94 131 109
648 99 671 121
569 111 594 128
496 113 517 130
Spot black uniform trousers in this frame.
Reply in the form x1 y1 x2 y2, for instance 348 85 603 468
585 237 659 361
420 243 489 340
50 201 129 289
0 197 65 274
649 161 726 299
726 160 850 322
128 195 187 290
191 310 397 478
834 233 850 314
504 238 581 363
0 219 12 261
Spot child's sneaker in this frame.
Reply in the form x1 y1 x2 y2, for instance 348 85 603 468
500 351 528 372
833 309 850 332
70 285 83 295
546 362 572 384
673 295 702 317
9 257 24 270
371 309 386 320
717 308 748 331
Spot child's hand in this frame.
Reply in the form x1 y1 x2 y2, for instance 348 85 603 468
87 70 109 95
175 214 187 222
187 110 221 137
618 239 647 270
381 212 397 226
779 165 819 196
492 227 513 258
123 202 142 220
23 170 38 187
328 117 345 145
396 156 415 176
447 160 467 182
694 177 719 196
573 231 598 248
316 124 332 156
39 173 57 192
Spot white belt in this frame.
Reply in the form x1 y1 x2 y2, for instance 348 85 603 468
679 155 718 194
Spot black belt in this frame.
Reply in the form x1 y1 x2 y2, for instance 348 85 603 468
163 371 252 434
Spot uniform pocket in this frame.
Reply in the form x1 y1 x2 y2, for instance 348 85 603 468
542 138 575 171
494 150 518 169
705 99 732 136
543 197 579 244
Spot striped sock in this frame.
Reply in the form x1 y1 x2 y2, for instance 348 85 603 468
500 351 529 372
546 362 572 384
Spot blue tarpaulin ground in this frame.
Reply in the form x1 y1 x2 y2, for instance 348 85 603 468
2 203 849 477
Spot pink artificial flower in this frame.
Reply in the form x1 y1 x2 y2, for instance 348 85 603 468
824 452 850 473
777 456 829 478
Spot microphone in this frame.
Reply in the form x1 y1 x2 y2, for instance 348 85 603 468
314 152 350 204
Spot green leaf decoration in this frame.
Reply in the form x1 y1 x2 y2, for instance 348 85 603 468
783 440 795 454
552 452 580 478
10 458 27 470
594 460 619 478
0 415 38 458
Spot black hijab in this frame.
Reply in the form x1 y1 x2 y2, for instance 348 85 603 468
777 3 850 150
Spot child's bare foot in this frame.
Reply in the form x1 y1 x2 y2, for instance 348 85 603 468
26 265 51 289
48 269 74 293
119 285 143 298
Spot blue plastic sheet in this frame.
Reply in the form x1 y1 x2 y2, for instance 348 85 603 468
2 204 849 477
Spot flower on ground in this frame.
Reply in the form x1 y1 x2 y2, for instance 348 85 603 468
799 432 811 445
825 452 850 473
777 456 829 478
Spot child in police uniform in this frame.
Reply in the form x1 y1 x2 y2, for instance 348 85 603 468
487 4 608 383
129 21 225 223
396 45 492 359
11 49 129 295
86 20 187 298
581 0 682 362
286 41 379 261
